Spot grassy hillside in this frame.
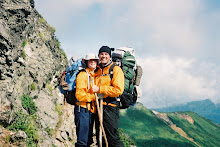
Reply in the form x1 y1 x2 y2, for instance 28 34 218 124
154 99 220 124
168 111 220 147
119 102 220 147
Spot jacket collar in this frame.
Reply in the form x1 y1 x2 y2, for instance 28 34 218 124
99 60 112 69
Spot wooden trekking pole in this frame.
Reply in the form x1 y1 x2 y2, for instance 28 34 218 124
95 93 108 147
99 95 103 146
92 79 108 147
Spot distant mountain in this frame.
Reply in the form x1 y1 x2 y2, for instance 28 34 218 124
120 102 220 147
153 99 220 124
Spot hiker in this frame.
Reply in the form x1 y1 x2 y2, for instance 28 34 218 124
74 53 99 147
93 46 125 147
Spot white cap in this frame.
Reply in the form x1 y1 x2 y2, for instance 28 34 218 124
82 53 99 62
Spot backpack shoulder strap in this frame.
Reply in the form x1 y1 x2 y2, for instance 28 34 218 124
109 63 116 80
77 68 91 90
85 70 91 90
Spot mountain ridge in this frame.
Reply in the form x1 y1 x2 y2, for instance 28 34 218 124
120 102 220 147
153 99 220 124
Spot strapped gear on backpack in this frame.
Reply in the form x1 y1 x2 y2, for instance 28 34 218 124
111 47 143 109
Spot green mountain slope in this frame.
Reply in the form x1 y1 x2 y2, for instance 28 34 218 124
119 102 220 147
154 99 220 124
167 111 220 147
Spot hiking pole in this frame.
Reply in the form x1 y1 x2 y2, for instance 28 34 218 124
95 93 108 147
92 79 108 147
99 96 103 146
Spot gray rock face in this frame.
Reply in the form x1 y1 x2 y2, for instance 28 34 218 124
0 0 79 146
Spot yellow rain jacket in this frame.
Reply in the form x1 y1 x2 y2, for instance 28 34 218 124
96 62 124 107
75 68 96 113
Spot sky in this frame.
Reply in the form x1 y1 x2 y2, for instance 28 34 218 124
35 0 220 108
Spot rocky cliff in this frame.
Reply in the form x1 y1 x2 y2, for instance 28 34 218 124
0 0 78 146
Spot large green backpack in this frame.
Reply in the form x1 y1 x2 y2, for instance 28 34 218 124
111 48 140 109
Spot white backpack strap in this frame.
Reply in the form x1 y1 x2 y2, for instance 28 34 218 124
85 70 91 90
78 68 90 90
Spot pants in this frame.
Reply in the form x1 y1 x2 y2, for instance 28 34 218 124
95 105 124 147
74 105 94 147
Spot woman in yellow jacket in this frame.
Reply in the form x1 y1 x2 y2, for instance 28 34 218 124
74 53 99 147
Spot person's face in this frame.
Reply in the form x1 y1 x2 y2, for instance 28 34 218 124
99 52 110 65
88 59 97 70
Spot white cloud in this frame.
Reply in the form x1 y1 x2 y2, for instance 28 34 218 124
35 0 220 59
35 0 101 32
137 56 218 108
120 0 205 56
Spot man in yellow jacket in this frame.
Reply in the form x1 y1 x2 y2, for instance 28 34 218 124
93 46 125 147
